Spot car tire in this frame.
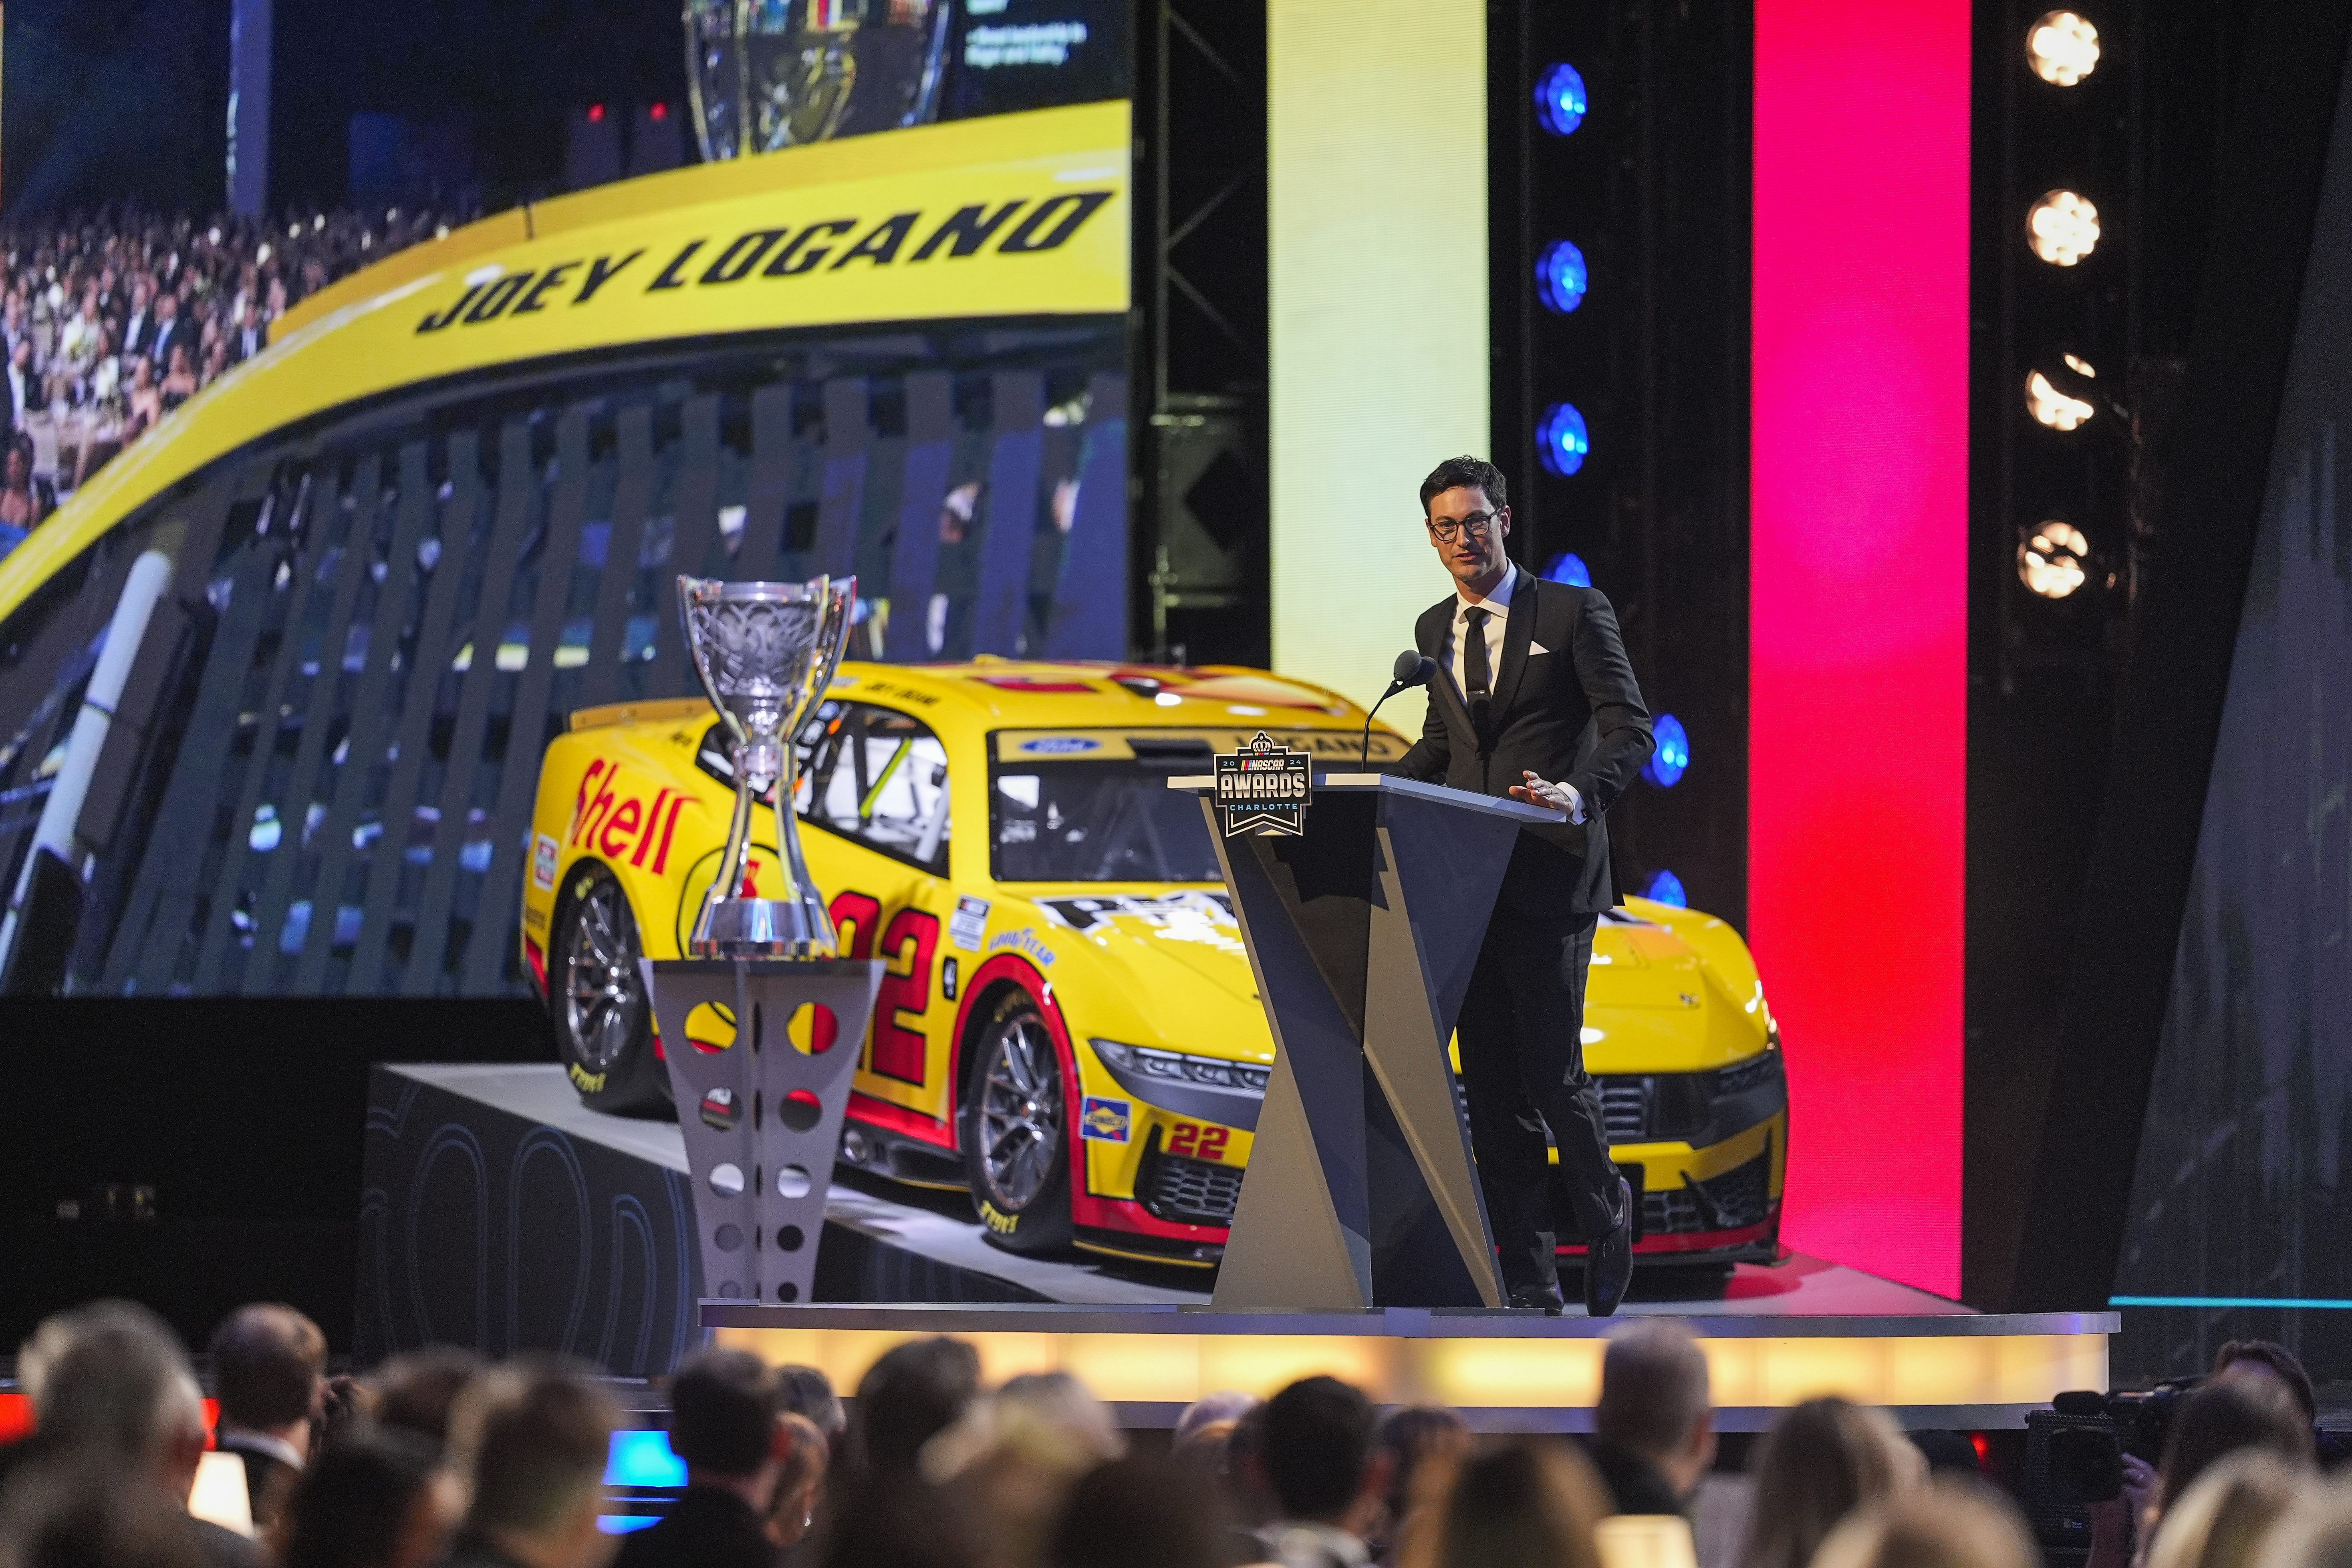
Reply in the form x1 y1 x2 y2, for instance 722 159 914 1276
959 990 1075 1255
551 864 671 1117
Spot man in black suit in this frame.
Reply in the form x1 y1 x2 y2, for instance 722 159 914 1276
1396 454 1654 1316
209 1302 327 1534
615 1349 785 1568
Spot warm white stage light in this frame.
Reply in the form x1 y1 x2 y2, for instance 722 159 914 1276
2019 520 2090 598
2028 190 2101 265
2027 12 2101 86
2026 369 2095 430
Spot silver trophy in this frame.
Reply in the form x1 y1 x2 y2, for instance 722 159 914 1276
677 574 855 957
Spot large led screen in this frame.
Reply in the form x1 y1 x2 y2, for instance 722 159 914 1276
2108 49 2352 1377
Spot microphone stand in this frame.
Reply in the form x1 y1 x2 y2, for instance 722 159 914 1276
1360 682 1405 770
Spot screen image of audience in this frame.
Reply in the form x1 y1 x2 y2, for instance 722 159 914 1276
4 1301 2350 1568
0 204 464 559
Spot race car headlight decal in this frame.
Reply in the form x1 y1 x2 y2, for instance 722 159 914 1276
1090 1041 1269 1097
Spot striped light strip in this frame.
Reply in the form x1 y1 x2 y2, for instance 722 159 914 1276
2112 1296 2352 1311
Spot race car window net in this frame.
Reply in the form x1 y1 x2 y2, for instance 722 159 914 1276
989 741 1221 884
697 700 950 875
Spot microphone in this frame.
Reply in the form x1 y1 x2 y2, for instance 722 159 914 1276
1361 650 1437 768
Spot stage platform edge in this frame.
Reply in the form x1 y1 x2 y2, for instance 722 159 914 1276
704 1301 2117 1432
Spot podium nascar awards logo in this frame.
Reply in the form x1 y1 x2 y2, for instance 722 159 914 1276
1213 732 1313 837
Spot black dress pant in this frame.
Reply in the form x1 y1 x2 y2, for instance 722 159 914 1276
1456 910 1623 1288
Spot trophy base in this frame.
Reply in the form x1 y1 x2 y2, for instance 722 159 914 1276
689 897 839 960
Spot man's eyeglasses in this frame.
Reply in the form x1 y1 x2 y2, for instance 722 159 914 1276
1425 510 1501 544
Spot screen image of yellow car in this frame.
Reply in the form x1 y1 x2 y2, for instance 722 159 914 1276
525 660 1790 1268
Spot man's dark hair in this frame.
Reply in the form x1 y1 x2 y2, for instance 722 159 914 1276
208 1303 326 1431
667 1348 777 1477
369 1346 484 1451
2214 1340 2319 1423
1260 1375 1376 1523
1049 1455 1227 1568
819 1479 981 1568
776 1364 846 1437
853 1337 980 1477
1419 455 1509 514
458 1365 618 1535
280 1428 442 1568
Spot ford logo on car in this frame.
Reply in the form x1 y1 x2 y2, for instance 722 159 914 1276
1019 737 1100 754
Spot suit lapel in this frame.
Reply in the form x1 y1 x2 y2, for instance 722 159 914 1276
1418 598 1481 754
1490 569 1537 719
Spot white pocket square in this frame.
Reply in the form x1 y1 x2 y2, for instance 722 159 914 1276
1529 641 1552 656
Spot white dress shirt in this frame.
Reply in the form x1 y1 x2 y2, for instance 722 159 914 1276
1435 564 1584 823
1440 564 1519 702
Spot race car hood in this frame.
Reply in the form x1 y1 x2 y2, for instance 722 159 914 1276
1026 889 1271 1056
1583 904 1773 1073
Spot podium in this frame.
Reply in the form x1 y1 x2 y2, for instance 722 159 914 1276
1170 772 1563 1311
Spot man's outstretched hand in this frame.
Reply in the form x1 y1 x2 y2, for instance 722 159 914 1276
1509 771 1586 824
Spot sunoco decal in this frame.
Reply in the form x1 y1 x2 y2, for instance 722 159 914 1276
1079 1097 1131 1143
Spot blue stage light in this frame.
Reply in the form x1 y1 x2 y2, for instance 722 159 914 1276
1536 240 1588 314
1535 64 1588 136
1643 869 1688 908
1645 714 1689 787
605 1429 686 1488
1545 553 1591 587
1537 403 1590 477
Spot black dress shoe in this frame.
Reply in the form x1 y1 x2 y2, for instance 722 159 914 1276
1508 1280 1566 1315
1584 1175 1636 1317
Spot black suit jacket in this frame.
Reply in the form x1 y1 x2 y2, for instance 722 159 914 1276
1396 570 1653 917
613 1487 778 1568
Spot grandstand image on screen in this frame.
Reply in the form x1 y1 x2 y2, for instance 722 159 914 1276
0 103 1129 998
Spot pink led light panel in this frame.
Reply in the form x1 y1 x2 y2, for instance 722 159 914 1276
1750 0 1968 1296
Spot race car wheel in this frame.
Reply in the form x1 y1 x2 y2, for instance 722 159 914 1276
552 866 671 1117
960 990 1075 1255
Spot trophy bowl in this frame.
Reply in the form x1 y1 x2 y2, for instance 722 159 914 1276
677 574 856 958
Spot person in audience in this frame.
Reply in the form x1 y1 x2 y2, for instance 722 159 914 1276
1257 1376 1393 1568
1178 1392 1262 1445
148 289 185 373
369 1346 486 1453
1395 1440 1608 1568
923 1370 1126 1566
849 1337 980 1480
1374 1408 1471 1562
0 1459 217 1568
1739 1397 1922 1568
1592 1321 1716 1518
816 1476 982 1568
2255 1478 2352 1568
276 1427 458 1568
14 1300 259 1568
160 341 198 411
125 353 162 441
1810 1478 2036 1568
764 1413 829 1553
0 439 40 554
2213 1343 2347 1465
208 1302 329 1533
442 1364 621 1568
614 1349 785 1568
1048 1455 1231 1568
774 1366 845 1448
2143 1453 2309 1568
2160 1375 2318 1517
5 334 44 430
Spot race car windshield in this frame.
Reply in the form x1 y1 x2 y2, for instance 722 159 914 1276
991 763 1223 883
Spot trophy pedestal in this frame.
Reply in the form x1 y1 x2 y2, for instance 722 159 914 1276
640 957 885 1306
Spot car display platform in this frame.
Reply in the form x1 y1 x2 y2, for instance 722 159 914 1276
357 1064 1206 1375
703 1294 2116 1433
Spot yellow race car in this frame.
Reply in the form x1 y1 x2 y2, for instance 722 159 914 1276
521 658 1789 1268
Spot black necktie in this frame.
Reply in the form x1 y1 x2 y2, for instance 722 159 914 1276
1463 606 1492 698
